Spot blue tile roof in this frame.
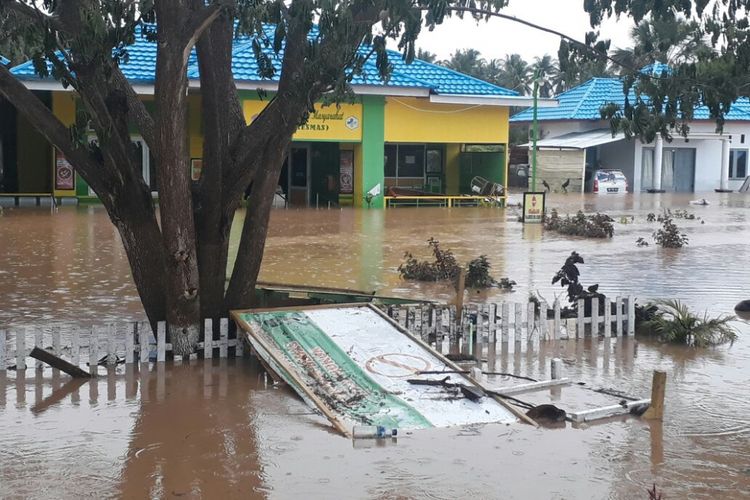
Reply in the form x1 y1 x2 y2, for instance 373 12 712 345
11 24 515 97
0 55 9 66
511 75 750 122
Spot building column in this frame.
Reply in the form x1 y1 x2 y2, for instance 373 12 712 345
355 95 385 208
720 137 730 191
652 135 664 191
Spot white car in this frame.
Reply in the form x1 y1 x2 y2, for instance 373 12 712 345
588 169 628 194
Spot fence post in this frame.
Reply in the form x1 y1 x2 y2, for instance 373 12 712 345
500 302 510 344
16 327 28 370
616 296 624 337
551 358 563 379
0 329 6 370
125 324 135 364
539 301 549 340
219 318 228 358
527 302 536 342
139 322 152 364
604 297 612 337
643 370 667 420
88 326 98 375
577 299 585 339
514 303 523 344
591 297 600 337
107 324 117 365
71 328 81 366
34 328 43 370
627 295 636 335
204 318 213 359
157 321 166 362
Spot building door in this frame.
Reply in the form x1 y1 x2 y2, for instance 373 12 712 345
288 145 310 206
673 148 695 192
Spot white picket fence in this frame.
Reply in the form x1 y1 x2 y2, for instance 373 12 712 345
0 318 242 372
385 296 636 355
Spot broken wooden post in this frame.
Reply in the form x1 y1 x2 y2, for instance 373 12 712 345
29 347 92 378
551 357 563 380
642 370 666 420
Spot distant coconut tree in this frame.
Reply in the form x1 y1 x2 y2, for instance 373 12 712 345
416 48 437 63
497 53 531 94
441 48 486 79
531 54 559 98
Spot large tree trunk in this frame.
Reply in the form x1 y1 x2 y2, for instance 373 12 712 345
193 12 245 320
154 5 202 354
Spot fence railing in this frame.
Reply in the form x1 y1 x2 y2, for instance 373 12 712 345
0 318 241 372
384 296 636 355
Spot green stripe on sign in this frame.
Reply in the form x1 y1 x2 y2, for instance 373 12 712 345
241 311 432 429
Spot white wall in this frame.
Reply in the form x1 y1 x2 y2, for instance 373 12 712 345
542 120 750 192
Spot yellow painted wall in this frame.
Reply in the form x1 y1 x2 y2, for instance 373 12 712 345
445 144 461 195
243 100 363 142
51 92 77 197
353 143 363 205
384 97 509 144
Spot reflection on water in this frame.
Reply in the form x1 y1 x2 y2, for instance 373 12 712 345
1 192 750 498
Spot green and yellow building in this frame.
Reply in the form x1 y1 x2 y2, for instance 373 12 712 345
2 32 537 208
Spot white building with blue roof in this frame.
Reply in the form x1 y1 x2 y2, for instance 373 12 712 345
511 67 750 194
1 26 547 207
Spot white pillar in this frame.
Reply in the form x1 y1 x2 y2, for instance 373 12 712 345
653 135 664 191
720 138 731 191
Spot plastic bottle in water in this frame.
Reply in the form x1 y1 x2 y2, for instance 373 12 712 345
352 425 398 439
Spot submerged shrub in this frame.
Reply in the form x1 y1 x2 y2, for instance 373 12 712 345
640 300 738 347
653 218 688 248
543 209 614 238
399 239 514 289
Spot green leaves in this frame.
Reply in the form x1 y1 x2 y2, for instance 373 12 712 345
641 299 738 347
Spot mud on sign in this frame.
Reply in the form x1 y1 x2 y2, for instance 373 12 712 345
523 192 545 223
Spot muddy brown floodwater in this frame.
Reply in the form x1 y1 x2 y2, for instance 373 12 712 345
1 193 750 499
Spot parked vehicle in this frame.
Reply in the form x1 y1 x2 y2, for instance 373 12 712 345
587 169 628 194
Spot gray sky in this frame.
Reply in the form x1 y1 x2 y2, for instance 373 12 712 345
413 0 636 62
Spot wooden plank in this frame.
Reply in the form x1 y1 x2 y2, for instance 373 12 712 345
527 302 535 342
604 297 612 337
616 296 623 337
88 326 98 375
591 297 600 336
0 329 6 370
642 371 666 420
35 328 44 370
627 295 636 335
156 321 166 362
139 322 152 363
125 324 135 364
514 302 522 344
501 302 510 343
219 318 228 358
235 317 244 357
17 327 27 370
539 301 548 340
569 398 651 423
577 299 585 338
553 300 561 340
492 378 571 396
488 303 497 345
52 327 62 357
107 324 117 365
29 347 92 378
71 328 80 366
204 318 213 359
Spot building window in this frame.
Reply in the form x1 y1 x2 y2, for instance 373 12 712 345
729 149 747 179
384 143 427 181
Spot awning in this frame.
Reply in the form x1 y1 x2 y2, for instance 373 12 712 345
522 129 625 149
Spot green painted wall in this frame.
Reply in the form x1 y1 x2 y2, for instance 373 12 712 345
459 151 505 194
359 95 385 208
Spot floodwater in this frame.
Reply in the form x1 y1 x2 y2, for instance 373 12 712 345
1 193 750 499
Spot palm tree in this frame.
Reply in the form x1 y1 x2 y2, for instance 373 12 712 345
496 54 531 94
610 18 712 74
531 55 559 98
416 49 437 64
442 49 486 80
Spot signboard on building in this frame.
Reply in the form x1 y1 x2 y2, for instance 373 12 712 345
522 192 545 223
55 150 75 190
339 150 353 194
243 101 363 142
190 158 203 182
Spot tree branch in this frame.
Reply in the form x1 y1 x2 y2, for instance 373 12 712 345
110 65 157 154
1 0 64 31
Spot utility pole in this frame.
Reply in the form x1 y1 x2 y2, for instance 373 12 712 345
531 68 540 192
